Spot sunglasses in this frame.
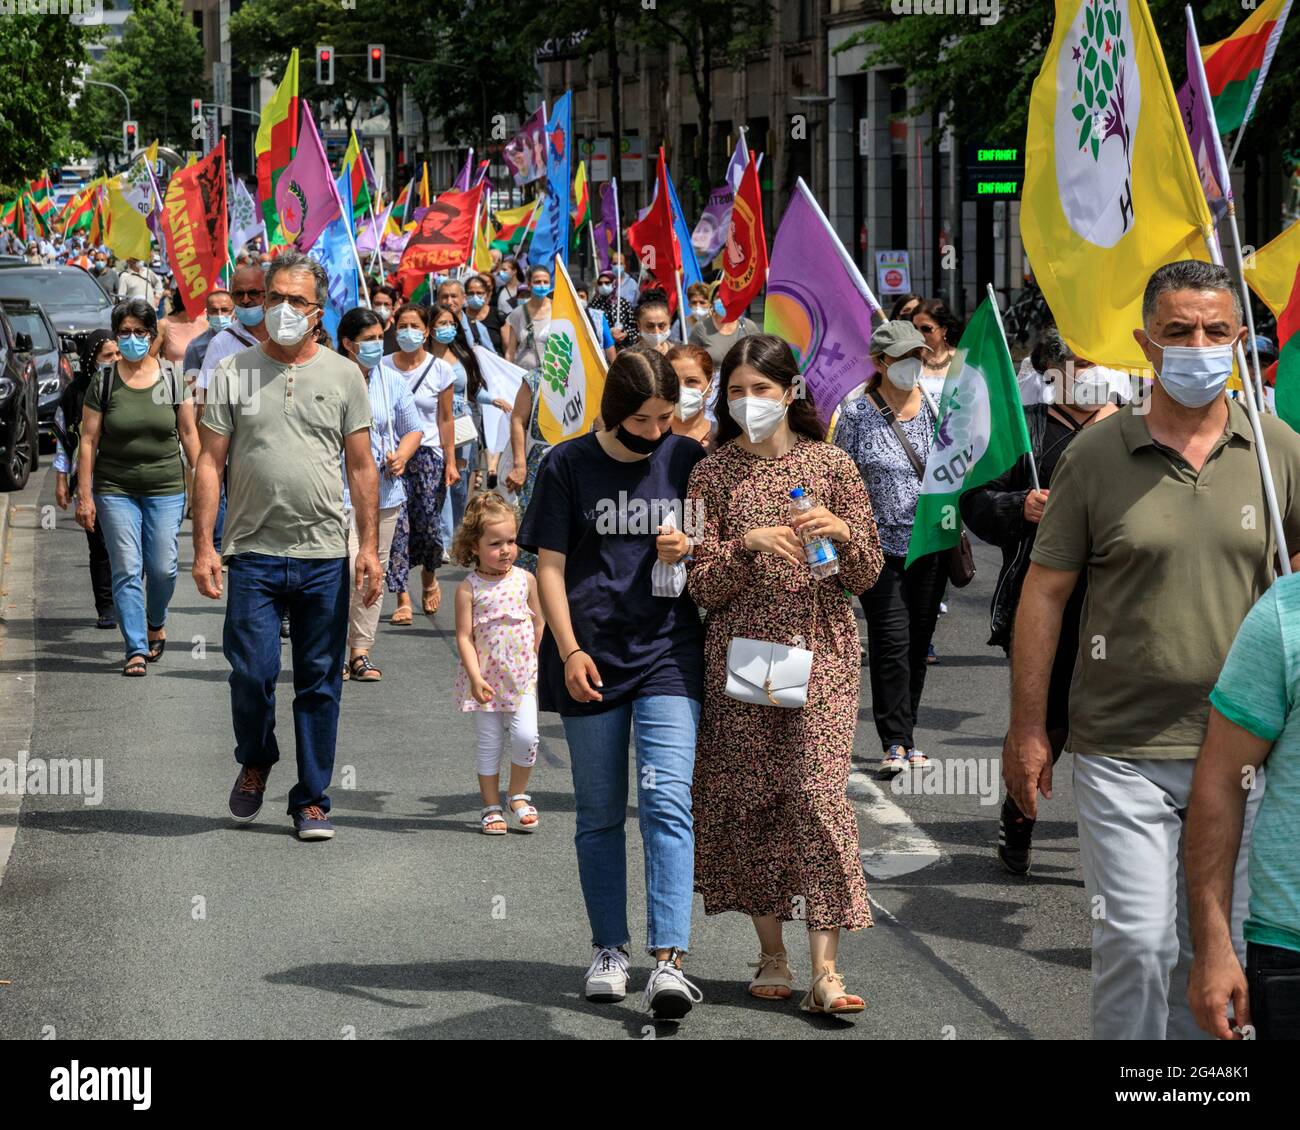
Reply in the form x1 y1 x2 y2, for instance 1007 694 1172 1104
915 323 940 334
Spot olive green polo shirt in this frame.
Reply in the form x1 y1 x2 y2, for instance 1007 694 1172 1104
202 344 372 559
1030 399 1300 758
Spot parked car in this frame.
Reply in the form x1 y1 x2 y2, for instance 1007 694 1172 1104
0 264 113 343
0 305 40 491
0 298 74 451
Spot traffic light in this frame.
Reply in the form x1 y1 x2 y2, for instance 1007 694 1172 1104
123 120 138 154
316 45 334 86
368 44 385 83
190 98 203 122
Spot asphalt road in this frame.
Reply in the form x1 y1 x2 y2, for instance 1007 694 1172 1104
0 464 1090 1040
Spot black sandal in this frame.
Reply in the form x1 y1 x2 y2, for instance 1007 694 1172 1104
147 624 166 662
123 655 148 677
348 654 382 682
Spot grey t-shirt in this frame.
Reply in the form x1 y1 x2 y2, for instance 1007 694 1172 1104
203 344 372 559
688 315 757 369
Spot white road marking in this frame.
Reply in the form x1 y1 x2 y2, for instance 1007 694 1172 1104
849 769 942 879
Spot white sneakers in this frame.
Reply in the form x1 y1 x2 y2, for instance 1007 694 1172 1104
642 960 704 1020
583 946 704 1020
584 946 631 1003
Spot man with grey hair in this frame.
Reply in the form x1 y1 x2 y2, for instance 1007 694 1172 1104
191 249 382 842
1003 259 1300 1038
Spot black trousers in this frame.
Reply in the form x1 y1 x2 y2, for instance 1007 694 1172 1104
1247 942 1300 1039
860 552 948 751
87 516 114 616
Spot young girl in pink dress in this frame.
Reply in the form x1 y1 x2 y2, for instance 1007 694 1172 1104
453 493 545 835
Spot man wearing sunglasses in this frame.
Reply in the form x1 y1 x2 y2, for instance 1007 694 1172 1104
196 263 273 397
192 250 382 843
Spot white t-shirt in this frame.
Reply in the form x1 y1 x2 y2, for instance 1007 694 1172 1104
381 353 454 447
198 324 261 390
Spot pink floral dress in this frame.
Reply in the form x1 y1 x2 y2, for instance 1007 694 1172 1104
456 567 538 712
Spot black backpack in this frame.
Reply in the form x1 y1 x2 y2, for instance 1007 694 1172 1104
96 359 183 436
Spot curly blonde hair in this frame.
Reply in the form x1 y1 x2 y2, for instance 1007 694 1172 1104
450 492 521 567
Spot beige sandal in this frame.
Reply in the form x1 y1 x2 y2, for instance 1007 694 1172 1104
422 581 441 615
800 968 865 1015
390 602 413 625
748 950 794 1000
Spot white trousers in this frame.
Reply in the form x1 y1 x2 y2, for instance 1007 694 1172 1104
474 693 539 777
1073 753 1262 1040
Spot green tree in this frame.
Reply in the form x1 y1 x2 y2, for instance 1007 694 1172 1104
0 15 101 184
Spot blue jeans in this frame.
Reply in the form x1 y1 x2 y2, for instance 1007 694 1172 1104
94 491 186 659
213 478 227 554
223 554 349 814
562 695 700 954
440 440 476 549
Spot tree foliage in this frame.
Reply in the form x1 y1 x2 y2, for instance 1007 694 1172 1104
0 15 101 185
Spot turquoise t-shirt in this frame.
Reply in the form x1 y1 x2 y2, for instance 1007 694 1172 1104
1209 574 1300 954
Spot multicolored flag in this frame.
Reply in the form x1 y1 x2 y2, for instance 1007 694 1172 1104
572 161 591 230
273 101 341 251
717 152 767 324
489 200 538 253
534 253 608 446
1020 0 1214 371
528 91 573 271
161 140 229 318
472 204 494 273
255 48 300 247
1178 9 1233 222
627 148 682 311
592 180 619 273
396 183 485 298
342 130 373 223
1245 219 1300 429
229 172 261 251
503 106 548 185
765 178 879 427
1200 0 1292 135
906 295 1032 567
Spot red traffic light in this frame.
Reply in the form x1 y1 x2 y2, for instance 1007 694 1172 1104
321 49 331 61
370 48 380 60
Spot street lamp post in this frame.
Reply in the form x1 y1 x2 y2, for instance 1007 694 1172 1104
81 78 131 127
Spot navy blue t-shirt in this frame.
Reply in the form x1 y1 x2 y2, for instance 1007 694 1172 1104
518 432 706 716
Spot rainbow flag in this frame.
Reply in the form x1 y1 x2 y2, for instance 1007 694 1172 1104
341 130 373 223
1245 219 1300 429
254 48 301 246
489 200 538 253
1201 0 1292 134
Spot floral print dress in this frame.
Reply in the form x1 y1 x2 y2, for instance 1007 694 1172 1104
686 437 884 930
455 567 538 712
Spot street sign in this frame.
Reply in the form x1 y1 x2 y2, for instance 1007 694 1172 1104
213 62 228 107
875 250 912 295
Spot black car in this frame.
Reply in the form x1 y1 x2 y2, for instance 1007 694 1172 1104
0 305 40 491
0 299 75 450
0 264 114 342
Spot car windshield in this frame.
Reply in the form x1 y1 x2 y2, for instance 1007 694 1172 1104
2 309 55 352
0 270 111 313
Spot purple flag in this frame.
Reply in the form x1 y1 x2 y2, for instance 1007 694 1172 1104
764 184 878 427
452 149 474 192
274 102 342 251
592 180 619 272
1178 13 1231 222
690 183 733 263
503 107 547 186
355 203 392 254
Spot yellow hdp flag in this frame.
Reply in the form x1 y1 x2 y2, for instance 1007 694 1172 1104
535 255 608 446
105 175 151 262
1021 0 1215 370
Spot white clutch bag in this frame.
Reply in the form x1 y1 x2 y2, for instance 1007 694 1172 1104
724 637 813 709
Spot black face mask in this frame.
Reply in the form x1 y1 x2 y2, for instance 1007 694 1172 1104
615 424 670 455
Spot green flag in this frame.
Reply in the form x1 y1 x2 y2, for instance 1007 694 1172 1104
906 295 1031 567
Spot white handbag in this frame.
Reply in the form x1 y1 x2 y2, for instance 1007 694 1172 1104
452 413 478 446
724 637 813 709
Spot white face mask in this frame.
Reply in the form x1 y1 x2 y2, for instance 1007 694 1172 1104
1068 366 1116 407
690 305 710 320
729 393 789 444
885 356 923 391
265 302 312 347
641 330 669 347
675 387 704 420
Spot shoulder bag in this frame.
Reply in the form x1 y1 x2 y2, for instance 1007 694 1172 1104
724 587 818 709
868 387 975 588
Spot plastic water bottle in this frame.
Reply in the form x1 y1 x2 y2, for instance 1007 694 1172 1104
788 487 839 579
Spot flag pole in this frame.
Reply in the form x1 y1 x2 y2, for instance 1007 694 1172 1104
612 176 624 330
588 218 598 277
675 268 689 343
985 283 1041 492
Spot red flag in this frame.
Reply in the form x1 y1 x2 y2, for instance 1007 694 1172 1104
627 148 681 313
395 184 485 299
718 152 767 323
162 141 230 319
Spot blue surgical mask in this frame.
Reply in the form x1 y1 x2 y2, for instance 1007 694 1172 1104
598 283 614 297
713 299 726 318
355 339 385 367
208 314 232 332
234 305 264 327
531 283 552 298
466 294 486 310
1145 332 1235 408
117 333 150 361
494 270 511 284
433 274 448 287
434 325 457 345
396 327 427 353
